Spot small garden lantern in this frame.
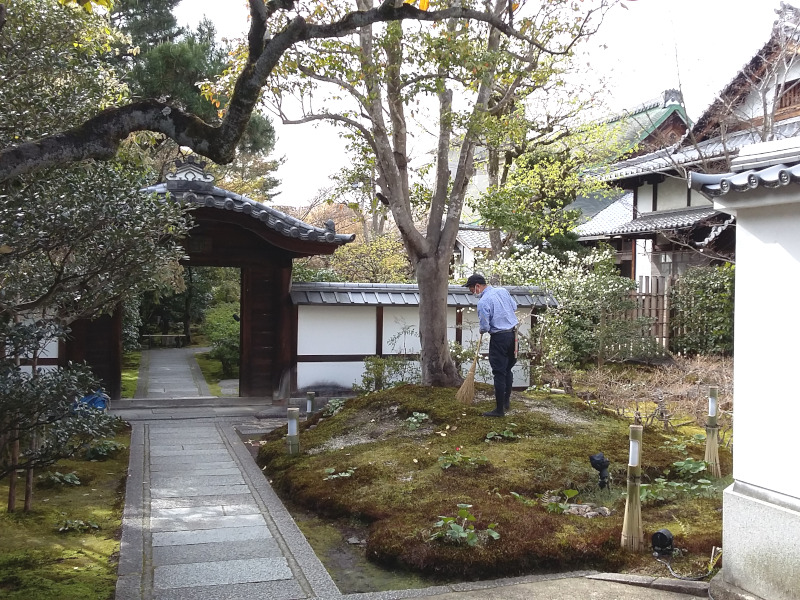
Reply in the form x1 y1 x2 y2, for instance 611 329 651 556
287 407 300 455
306 391 316 414
704 385 722 478
621 424 644 552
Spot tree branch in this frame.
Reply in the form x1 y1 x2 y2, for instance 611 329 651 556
297 64 368 106
1 0 605 181
279 112 378 156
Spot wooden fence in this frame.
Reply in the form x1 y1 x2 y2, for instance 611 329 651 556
626 276 672 350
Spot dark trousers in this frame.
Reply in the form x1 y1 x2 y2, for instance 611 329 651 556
488 331 516 410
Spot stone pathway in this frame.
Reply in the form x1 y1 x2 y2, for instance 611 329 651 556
134 347 213 399
116 418 337 600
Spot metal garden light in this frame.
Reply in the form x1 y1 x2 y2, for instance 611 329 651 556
306 391 316 414
704 385 722 478
287 407 300 455
621 424 644 551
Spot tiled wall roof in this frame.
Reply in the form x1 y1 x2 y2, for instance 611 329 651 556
290 282 556 308
612 207 719 235
591 118 800 182
690 163 800 198
142 157 354 246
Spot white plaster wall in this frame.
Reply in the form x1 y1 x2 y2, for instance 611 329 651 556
637 185 654 214
656 177 690 211
40 339 59 359
688 188 713 209
383 307 423 354
460 309 481 346
18 365 58 376
296 302 534 391
634 239 653 282
297 305 376 355
297 361 366 390
732 201 800 499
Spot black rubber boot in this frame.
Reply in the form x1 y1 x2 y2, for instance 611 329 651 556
483 397 505 417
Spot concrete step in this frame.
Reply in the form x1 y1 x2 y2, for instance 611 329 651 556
114 397 273 410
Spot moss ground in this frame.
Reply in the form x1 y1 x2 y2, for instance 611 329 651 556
0 427 131 600
257 383 729 581
120 351 140 399
194 351 225 396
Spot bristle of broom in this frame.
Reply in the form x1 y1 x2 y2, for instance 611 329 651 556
456 361 477 405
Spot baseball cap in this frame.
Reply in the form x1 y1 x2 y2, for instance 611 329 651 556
464 274 487 288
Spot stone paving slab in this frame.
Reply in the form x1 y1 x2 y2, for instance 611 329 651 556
150 484 252 498
150 503 260 519
150 505 230 519
152 524 274 547
149 474 246 487
148 441 225 449
147 426 221 434
150 494 254 510
149 454 230 465
150 513 266 532
149 449 231 457
154 557 293 589
149 462 238 474
152 579 306 600
152 538 284 566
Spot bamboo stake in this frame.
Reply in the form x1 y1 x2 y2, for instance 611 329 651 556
621 424 644 552
704 386 722 478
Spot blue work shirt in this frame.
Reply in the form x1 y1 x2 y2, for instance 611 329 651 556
477 285 519 334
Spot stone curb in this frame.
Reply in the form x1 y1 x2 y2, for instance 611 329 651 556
336 571 601 600
588 572 710 596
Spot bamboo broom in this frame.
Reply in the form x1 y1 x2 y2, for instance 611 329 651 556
456 334 483 405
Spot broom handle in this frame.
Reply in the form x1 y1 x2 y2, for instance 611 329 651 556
471 333 484 368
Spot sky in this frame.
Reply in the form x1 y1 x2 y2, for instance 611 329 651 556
174 0 784 206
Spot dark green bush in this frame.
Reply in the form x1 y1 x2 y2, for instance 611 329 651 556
670 265 734 356
202 302 240 378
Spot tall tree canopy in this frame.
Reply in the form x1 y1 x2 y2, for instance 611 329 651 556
0 0 188 325
0 0 189 511
257 0 611 385
0 0 569 181
111 0 184 50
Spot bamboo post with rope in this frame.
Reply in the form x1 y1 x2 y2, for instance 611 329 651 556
621 424 644 552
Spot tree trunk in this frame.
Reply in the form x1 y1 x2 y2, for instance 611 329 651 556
416 254 461 387
24 437 34 512
23 346 41 510
7 434 18 512
183 268 193 345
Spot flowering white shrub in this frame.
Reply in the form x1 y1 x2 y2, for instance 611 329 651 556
479 246 659 368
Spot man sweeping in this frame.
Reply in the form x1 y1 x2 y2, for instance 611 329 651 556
464 274 518 417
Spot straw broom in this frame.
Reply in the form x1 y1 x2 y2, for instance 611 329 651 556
456 334 483 405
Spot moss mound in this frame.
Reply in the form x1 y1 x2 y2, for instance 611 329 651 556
258 384 726 579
